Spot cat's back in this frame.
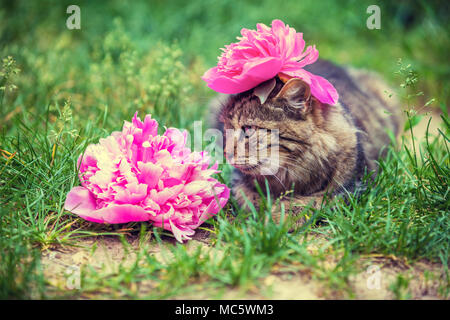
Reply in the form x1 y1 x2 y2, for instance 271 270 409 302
305 60 402 168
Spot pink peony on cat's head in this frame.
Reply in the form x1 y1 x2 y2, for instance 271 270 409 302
64 112 230 242
202 19 338 105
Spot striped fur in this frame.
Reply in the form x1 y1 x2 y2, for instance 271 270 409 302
210 59 402 221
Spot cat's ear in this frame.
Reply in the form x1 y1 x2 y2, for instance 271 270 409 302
253 78 277 104
275 78 311 111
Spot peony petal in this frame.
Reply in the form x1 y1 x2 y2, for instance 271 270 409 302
169 220 195 242
64 186 102 223
242 57 282 81
65 188 151 224
201 67 248 94
306 71 339 105
164 127 187 147
137 161 163 188
114 182 148 204
183 180 211 195
279 69 313 85
202 57 282 94
150 184 184 204
278 69 338 105
142 114 159 139
93 204 151 224
294 45 319 68
192 183 230 228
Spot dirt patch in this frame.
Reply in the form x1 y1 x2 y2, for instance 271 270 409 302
41 235 447 299
350 255 447 299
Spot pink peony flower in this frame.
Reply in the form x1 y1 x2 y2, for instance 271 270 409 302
64 112 230 242
202 19 338 105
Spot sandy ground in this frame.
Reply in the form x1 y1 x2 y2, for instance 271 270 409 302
41 234 447 300
40 109 448 300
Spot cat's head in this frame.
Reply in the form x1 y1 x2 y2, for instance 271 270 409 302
219 76 338 187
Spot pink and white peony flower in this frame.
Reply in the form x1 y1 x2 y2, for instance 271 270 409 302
202 19 338 105
64 112 230 242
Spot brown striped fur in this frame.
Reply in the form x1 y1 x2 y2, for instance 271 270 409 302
210 59 402 222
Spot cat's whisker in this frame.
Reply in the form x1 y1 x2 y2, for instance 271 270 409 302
269 171 286 190
278 156 350 194
276 155 317 177
254 154 306 188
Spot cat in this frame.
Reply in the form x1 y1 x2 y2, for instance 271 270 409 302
210 59 402 223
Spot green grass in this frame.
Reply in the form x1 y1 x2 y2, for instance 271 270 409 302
0 0 449 299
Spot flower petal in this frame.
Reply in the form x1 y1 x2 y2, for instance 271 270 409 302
93 204 151 224
278 69 339 105
169 220 195 242
201 19 338 105
137 161 163 188
202 57 282 94
65 187 152 224
64 186 102 223
307 71 339 105
193 183 230 228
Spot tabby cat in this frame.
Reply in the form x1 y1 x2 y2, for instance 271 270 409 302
211 59 402 222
